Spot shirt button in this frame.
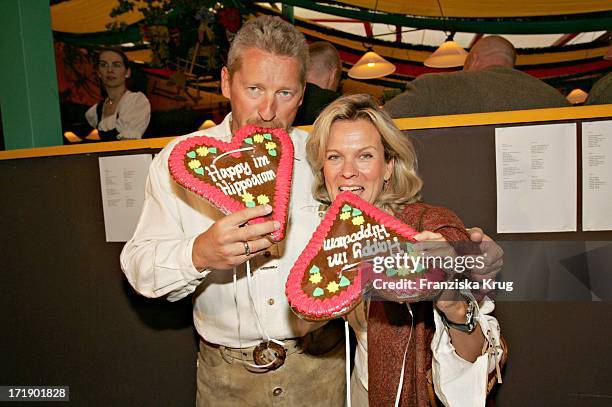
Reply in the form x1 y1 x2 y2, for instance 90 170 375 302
268 298 275 306
264 251 271 258
272 387 283 396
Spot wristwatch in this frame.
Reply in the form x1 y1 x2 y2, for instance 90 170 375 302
439 300 478 333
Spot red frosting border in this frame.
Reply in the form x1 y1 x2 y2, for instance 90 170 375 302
285 192 419 320
167 125 294 241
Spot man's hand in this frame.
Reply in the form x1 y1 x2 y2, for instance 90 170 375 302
466 227 503 284
192 205 279 271
414 232 467 319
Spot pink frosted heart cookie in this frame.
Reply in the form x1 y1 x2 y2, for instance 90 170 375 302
286 192 424 321
168 125 293 241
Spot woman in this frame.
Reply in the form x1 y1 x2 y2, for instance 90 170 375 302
305 94 504 406
84 48 150 141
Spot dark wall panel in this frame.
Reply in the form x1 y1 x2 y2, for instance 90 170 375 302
0 152 196 406
1 115 611 406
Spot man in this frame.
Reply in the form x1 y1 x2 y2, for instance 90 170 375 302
121 16 502 406
121 16 346 406
293 41 342 126
586 45 612 105
384 35 571 118
586 72 612 105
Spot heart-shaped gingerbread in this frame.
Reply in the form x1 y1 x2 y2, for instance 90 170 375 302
286 192 422 321
168 125 293 241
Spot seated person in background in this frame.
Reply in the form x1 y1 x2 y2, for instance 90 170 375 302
586 46 612 105
586 72 612 105
84 48 150 141
293 41 342 126
306 94 505 406
384 36 571 118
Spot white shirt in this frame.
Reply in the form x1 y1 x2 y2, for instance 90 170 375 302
348 299 504 407
120 114 324 347
85 90 150 139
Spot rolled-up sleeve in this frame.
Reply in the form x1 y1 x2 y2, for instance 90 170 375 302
431 299 504 407
117 92 151 139
120 152 209 301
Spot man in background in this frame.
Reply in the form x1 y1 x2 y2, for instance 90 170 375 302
585 44 612 105
293 41 342 125
384 35 570 118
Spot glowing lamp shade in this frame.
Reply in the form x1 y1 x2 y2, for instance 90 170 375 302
198 119 216 130
424 40 468 68
566 88 588 105
348 51 396 80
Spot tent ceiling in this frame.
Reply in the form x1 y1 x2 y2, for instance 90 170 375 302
332 0 612 18
51 0 144 34
50 0 611 85
284 6 609 49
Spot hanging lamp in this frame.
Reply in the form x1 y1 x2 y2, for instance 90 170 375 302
348 48 396 79
424 32 467 68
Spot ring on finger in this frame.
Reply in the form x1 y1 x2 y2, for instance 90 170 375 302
243 241 251 256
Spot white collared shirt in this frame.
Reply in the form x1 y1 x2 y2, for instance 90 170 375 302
120 114 324 347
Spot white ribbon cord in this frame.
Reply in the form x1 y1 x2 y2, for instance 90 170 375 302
232 261 284 371
212 147 254 165
344 318 352 407
394 303 414 407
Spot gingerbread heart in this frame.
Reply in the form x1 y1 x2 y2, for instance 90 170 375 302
168 125 293 241
286 192 422 321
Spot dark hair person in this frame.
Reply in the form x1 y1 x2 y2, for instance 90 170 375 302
306 94 505 406
83 48 150 141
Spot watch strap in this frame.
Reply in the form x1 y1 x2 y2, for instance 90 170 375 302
439 299 478 333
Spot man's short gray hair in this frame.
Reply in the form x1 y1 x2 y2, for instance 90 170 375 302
227 15 309 84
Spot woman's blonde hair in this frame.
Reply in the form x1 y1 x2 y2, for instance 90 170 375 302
306 94 423 213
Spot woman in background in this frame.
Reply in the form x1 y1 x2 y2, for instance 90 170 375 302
83 48 150 141
306 94 505 406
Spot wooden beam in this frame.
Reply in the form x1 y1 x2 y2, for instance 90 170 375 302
469 33 484 48
363 21 373 38
552 33 579 47
309 18 361 23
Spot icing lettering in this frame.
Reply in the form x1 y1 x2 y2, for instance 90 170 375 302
216 169 276 196
253 155 271 168
204 162 253 183
326 251 348 268
323 223 390 251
